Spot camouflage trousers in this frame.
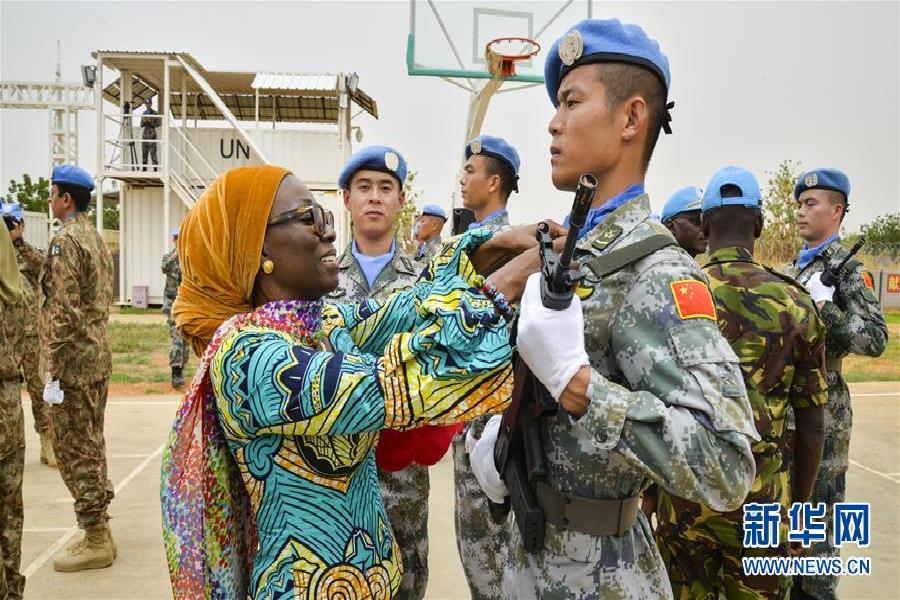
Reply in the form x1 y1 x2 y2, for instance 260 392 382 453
656 500 790 600
794 375 851 600
452 434 508 600
21 336 49 435
0 384 25 600
50 380 114 528
378 464 429 600
167 314 188 369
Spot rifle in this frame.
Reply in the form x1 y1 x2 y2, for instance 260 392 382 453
488 174 596 553
821 237 865 288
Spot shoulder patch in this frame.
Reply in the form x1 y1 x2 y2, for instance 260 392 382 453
591 225 623 252
862 271 875 291
50 243 61 257
670 279 717 321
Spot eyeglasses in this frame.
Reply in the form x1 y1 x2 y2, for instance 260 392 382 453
267 202 334 237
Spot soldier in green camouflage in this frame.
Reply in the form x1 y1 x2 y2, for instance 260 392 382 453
1 224 29 599
453 134 520 600
2 204 56 467
327 146 426 600
655 166 827 600
470 20 759 599
161 227 187 388
42 165 117 572
785 168 888 600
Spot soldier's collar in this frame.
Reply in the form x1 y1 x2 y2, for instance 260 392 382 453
337 245 354 270
577 194 651 255
704 246 755 267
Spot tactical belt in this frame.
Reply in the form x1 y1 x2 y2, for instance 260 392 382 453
826 357 843 374
536 481 640 537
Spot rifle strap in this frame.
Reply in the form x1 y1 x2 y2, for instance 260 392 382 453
582 234 675 279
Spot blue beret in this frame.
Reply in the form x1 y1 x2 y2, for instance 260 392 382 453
0 202 24 222
51 164 95 192
465 135 521 176
171 226 180 238
545 19 671 118
420 204 447 220
338 145 407 190
661 186 703 223
701 166 762 212
794 168 850 202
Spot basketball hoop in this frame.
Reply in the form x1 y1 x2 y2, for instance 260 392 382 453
485 37 541 78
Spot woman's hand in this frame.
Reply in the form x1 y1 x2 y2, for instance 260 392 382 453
486 233 575 303
470 221 567 276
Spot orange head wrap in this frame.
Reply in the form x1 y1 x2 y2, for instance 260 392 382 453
173 165 290 356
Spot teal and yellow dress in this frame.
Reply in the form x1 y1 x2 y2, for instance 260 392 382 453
161 232 513 599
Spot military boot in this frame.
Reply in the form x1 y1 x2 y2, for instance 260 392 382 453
53 523 115 572
171 366 184 388
39 432 58 468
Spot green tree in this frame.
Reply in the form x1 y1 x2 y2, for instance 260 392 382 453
860 213 900 259
5 174 50 213
757 159 802 266
396 170 421 255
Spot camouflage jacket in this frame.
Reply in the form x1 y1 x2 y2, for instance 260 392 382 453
161 248 182 314
473 208 510 233
414 236 442 265
511 196 759 594
658 247 827 528
1 274 30 457
41 212 114 385
14 238 44 338
784 237 888 362
328 240 419 303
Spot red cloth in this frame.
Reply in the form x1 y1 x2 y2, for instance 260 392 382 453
375 423 463 471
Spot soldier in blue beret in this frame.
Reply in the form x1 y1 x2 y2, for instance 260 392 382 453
660 185 706 257
413 203 447 263
45 163 117 571
334 145 430 599
460 135 520 233
468 19 758 600
785 168 887 600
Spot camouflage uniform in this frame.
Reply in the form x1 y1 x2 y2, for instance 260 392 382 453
1 270 30 599
453 209 511 600
414 236 442 265
41 212 115 529
784 238 888 599
328 241 426 600
13 238 49 435
504 196 759 600
656 246 827 600
161 249 188 368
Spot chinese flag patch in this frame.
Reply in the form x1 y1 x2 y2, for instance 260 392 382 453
862 271 875 291
670 280 717 320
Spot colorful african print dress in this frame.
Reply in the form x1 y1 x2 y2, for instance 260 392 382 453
161 231 513 600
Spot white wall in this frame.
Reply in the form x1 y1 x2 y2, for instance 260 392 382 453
22 210 49 250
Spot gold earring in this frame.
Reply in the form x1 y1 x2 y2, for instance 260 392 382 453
262 259 275 274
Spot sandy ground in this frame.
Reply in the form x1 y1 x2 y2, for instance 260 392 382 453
16 381 900 599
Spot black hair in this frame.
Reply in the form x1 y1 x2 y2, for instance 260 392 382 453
594 63 666 171
56 183 92 212
481 155 517 200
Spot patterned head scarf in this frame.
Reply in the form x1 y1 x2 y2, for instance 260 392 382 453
173 165 290 356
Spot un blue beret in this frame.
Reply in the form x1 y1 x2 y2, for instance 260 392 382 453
338 146 407 190
171 226 180 239
794 168 850 202
51 164 95 192
701 166 762 212
661 186 703 223
465 135 521 176
545 19 671 110
1 202 24 222
421 204 447 220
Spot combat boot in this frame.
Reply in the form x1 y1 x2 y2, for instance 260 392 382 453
171 366 184 388
39 432 58 468
53 523 115 572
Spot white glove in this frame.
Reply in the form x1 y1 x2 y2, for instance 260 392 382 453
43 379 64 405
516 273 590 400
805 272 835 304
468 415 508 504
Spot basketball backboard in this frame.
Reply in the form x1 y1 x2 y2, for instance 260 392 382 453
407 0 592 85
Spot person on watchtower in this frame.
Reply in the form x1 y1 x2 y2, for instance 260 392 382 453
460 135 520 233
140 97 159 171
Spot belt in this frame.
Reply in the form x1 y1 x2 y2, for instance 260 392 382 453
536 481 640 537
826 357 843 373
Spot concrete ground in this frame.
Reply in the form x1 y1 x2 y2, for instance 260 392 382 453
17 382 900 599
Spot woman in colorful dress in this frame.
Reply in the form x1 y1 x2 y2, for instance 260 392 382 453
160 165 514 600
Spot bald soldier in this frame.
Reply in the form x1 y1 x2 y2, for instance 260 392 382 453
785 168 887 600
42 165 117 572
